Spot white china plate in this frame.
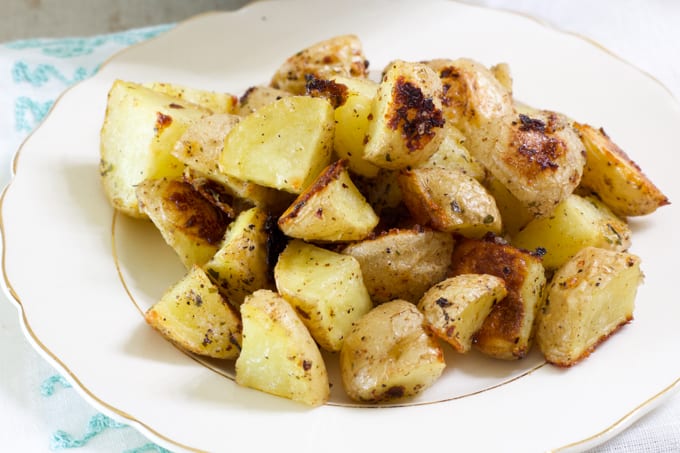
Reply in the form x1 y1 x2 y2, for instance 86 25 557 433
2 1 679 452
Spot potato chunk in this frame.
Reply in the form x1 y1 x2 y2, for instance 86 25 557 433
340 300 445 403
418 274 507 353
274 240 372 352
136 178 229 269
449 237 546 360
220 96 334 194
100 80 211 217
327 76 381 177
536 247 642 367
427 59 585 217
145 265 242 359
363 60 446 169
511 194 631 270
342 228 454 304
270 34 369 95
235 290 329 406
203 207 274 307
398 167 502 238
574 122 669 217
278 160 379 242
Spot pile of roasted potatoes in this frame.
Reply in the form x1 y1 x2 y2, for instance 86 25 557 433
99 35 669 406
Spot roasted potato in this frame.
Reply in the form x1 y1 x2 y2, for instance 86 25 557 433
340 300 445 403
363 60 445 169
574 122 669 217
274 240 372 352
450 237 547 360
511 194 631 270
427 59 585 217
145 265 242 359
235 289 329 406
536 247 643 367
142 81 238 114
270 34 369 95
418 274 507 353
219 96 334 194
398 167 502 238
105 34 669 406
324 76 381 177
342 228 454 304
203 207 274 307
136 178 229 269
277 160 379 242
100 80 211 217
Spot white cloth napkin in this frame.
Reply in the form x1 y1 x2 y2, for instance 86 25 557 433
0 1 678 452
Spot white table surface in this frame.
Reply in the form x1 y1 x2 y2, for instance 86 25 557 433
1 1 678 451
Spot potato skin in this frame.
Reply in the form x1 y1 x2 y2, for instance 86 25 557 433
449 236 546 360
426 59 585 217
363 60 446 169
574 122 669 217
342 228 454 304
418 274 507 353
398 167 502 238
270 34 369 95
277 160 379 242
136 178 229 269
340 300 445 403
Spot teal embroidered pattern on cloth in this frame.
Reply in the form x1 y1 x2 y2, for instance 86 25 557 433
0 24 172 160
0 25 174 452
42 376 171 452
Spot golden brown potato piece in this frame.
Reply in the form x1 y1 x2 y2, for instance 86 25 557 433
275 240 372 352
449 237 547 360
511 194 631 270
278 160 379 242
99 80 211 218
270 34 369 95
342 228 454 304
363 60 445 169
323 76 381 177
398 167 502 238
418 274 507 353
220 96 334 194
145 265 242 359
136 178 229 269
340 300 445 403
235 289 329 406
426 59 585 217
536 247 642 367
203 207 274 307
574 122 669 217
